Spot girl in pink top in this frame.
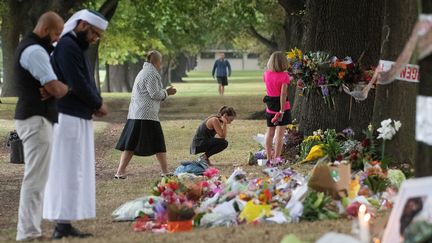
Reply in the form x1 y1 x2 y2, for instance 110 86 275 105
263 51 291 165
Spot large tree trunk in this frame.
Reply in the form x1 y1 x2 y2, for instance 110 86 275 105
170 53 188 83
372 0 418 164
105 64 131 92
160 56 172 87
415 0 432 177
248 1 305 52
87 0 119 87
104 60 143 92
0 0 87 97
104 63 111 92
1 0 27 97
294 0 384 137
278 0 305 50
0 0 117 97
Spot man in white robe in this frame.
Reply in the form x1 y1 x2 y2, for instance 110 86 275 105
43 9 108 239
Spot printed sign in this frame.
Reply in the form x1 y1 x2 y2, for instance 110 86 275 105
382 177 432 243
378 60 419 83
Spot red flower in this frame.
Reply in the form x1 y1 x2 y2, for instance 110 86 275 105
336 154 344 161
148 198 154 204
167 182 179 191
346 201 362 217
349 150 358 161
361 139 370 148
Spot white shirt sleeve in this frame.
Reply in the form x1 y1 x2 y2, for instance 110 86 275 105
19 44 58 85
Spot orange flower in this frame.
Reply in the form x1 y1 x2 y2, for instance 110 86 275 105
369 160 381 166
331 61 347 69
337 62 347 69
338 71 345 79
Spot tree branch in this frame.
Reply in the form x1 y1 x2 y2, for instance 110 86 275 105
278 0 305 14
98 0 119 19
247 26 278 51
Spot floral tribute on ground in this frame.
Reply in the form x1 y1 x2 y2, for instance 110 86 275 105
111 118 419 241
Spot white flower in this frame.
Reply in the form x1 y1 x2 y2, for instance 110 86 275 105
394 120 402 131
381 119 392 128
377 119 402 140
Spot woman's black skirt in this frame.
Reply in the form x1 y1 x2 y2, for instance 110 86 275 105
115 119 166 156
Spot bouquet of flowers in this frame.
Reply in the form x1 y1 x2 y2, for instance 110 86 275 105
151 177 196 223
286 48 375 109
166 198 195 221
363 161 390 194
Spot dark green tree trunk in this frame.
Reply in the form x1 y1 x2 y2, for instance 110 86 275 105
415 0 432 177
372 0 418 164
294 0 384 137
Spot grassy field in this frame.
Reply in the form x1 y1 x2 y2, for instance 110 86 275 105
0 71 354 243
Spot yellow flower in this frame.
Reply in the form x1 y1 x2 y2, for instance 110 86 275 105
301 144 325 163
287 52 295 59
287 47 303 60
348 175 360 199
287 124 298 131
304 135 321 142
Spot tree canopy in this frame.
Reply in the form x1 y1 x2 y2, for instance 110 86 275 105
98 0 286 65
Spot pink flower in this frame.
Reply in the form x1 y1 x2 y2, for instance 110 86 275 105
200 181 209 188
204 168 220 178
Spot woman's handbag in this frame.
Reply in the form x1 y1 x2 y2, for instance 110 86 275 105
6 130 24 164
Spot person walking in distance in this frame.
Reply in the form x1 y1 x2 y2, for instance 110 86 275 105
212 52 231 95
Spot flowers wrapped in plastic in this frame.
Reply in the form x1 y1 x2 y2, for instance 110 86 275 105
286 48 375 109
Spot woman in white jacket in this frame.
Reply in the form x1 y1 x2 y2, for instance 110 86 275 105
114 51 176 179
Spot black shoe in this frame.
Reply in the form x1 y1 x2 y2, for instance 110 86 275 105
52 225 93 240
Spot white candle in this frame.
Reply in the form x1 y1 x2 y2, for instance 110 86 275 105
358 204 370 243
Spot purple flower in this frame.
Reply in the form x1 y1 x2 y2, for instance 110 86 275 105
255 151 266 160
282 168 295 177
343 128 355 137
317 75 326 85
293 62 302 70
321 85 329 96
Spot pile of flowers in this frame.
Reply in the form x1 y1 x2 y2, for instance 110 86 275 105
112 119 410 236
286 47 375 108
